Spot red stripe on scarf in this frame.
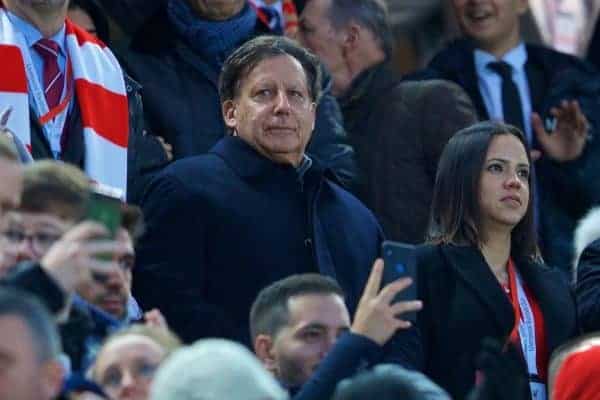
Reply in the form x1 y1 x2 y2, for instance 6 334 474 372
0 45 27 92
75 79 128 147
65 19 107 48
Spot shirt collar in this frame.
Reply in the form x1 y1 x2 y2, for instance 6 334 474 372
5 10 67 56
474 42 528 74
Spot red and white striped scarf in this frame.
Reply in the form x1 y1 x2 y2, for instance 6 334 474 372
0 8 128 196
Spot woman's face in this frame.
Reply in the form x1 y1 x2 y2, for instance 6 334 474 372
478 134 530 234
94 335 165 400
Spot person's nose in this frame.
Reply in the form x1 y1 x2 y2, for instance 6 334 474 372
120 369 136 390
16 237 37 262
504 171 524 190
273 90 292 114
319 333 338 359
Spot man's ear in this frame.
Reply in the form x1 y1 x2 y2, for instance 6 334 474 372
254 334 278 374
222 99 237 130
342 23 361 51
40 360 65 399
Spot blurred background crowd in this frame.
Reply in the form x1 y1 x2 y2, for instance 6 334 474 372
2 0 600 399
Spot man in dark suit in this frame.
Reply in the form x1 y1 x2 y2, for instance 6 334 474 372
298 0 477 244
422 0 600 273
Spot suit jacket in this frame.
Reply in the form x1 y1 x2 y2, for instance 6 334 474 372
421 39 600 273
411 244 577 399
340 62 477 244
134 136 382 345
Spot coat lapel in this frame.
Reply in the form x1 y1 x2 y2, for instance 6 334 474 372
441 244 515 338
517 260 576 352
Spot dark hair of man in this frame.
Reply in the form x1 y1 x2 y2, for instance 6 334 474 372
326 0 393 59
333 364 442 400
249 273 344 340
68 0 111 44
0 287 62 362
219 35 323 105
427 121 539 262
20 160 91 222
548 332 600 390
0 135 18 161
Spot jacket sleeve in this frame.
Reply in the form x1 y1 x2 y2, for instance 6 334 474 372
134 171 236 343
306 69 358 189
576 239 600 332
293 332 383 400
2 262 66 313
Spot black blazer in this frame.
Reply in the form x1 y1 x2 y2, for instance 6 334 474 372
413 244 577 399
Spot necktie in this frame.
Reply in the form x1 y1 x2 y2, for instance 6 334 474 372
487 61 525 133
33 38 64 109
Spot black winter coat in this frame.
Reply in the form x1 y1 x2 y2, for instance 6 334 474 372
405 244 578 399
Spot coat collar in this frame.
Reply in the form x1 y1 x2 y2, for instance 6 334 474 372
440 244 515 338
210 135 333 182
440 244 573 352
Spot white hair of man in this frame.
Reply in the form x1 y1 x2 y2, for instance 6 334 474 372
150 338 289 400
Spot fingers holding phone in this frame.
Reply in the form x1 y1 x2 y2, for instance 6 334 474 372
40 221 129 294
351 258 423 346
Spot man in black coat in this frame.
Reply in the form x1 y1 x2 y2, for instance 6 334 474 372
133 36 422 368
419 0 600 273
298 0 477 244
120 0 357 186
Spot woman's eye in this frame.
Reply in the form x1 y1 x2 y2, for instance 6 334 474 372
518 169 530 179
487 163 502 173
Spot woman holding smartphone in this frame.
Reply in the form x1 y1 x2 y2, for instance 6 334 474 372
413 121 577 399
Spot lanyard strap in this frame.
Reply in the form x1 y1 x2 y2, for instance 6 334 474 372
18 32 73 158
507 259 546 400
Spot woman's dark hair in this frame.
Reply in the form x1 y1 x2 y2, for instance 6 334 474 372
427 121 539 261
218 35 323 105
68 0 111 44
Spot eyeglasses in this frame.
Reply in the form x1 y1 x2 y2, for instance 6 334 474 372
100 360 159 389
0 229 62 255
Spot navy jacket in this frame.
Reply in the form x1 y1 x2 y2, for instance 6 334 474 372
405 244 577 399
121 7 357 187
134 136 381 345
421 39 600 273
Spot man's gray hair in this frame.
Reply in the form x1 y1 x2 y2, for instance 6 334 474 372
0 287 62 362
150 338 289 400
327 0 393 58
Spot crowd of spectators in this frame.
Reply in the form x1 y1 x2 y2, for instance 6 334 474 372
2 0 600 399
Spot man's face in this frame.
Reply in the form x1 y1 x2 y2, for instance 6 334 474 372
452 0 528 55
0 211 73 269
298 0 346 86
76 228 134 320
269 293 350 387
185 0 245 21
0 316 52 400
222 54 316 167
